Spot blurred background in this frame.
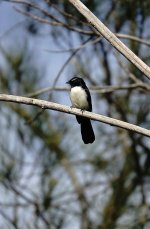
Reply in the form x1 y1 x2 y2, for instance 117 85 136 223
0 0 150 228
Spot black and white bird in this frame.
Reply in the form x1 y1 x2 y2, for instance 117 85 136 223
66 76 95 144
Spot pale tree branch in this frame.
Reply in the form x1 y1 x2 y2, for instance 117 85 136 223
68 0 150 78
0 94 150 138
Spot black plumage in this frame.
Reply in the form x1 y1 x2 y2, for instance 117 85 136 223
66 77 95 144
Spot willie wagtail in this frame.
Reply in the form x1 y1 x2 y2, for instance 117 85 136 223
66 76 95 144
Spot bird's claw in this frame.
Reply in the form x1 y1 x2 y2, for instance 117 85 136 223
81 109 85 115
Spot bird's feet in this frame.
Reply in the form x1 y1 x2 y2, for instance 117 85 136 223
81 109 85 115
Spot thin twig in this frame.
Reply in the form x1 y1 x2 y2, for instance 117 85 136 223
44 36 101 53
26 84 142 98
115 52 150 91
116 33 150 47
5 0 150 47
48 37 93 100
14 6 93 35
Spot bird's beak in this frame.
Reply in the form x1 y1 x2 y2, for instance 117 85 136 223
66 81 70 84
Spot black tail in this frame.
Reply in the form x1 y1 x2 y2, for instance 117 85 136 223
76 116 95 144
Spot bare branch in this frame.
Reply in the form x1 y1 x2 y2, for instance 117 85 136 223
14 6 93 35
5 0 150 49
26 84 142 98
44 36 102 53
116 33 150 47
1 94 150 138
68 0 150 78
48 37 94 100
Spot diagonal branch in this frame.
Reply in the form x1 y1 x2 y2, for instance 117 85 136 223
68 0 150 78
0 94 150 138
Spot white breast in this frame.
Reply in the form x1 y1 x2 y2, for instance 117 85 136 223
70 86 89 110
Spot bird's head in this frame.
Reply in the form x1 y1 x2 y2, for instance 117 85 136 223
66 76 85 87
